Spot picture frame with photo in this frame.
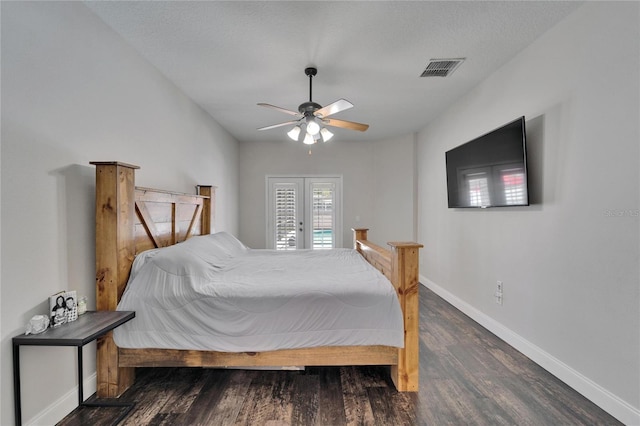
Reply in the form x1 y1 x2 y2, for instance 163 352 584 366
49 290 78 327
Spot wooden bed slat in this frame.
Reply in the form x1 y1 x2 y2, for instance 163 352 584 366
134 202 201 224
119 345 397 368
184 204 203 240
355 240 393 282
135 201 164 248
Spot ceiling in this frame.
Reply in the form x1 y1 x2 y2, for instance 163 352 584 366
85 1 581 144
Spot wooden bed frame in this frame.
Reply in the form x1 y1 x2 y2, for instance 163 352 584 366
92 161 423 398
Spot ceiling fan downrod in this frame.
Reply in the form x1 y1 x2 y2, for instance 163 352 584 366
299 67 321 116
305 67 317 102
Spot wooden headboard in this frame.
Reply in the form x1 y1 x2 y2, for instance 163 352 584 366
133 185 213 253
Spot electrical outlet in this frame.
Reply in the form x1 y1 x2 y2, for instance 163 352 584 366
495 281 503 305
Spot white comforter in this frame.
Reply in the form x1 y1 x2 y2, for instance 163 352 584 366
114 232 404 352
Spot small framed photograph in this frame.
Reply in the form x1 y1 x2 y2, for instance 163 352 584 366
49 290 78 327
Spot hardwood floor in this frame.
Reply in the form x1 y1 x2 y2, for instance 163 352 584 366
58 286 622 425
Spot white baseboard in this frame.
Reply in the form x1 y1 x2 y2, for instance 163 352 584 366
26 372 96 426
421 276 640 426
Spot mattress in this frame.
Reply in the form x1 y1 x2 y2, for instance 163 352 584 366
113 232 404 352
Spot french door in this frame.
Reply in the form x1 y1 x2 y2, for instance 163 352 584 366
267 177 342 250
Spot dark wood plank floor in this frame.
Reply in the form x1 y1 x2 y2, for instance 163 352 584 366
58 287 622 425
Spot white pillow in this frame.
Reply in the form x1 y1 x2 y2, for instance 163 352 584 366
149 243 213 277
178 232 247 266
130 232 248 279
129 248 162 281
207 232 249 256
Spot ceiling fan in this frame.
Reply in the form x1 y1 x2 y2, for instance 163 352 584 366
257 67 369 144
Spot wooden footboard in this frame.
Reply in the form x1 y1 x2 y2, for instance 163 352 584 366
92 161 422 397
353 228 422 391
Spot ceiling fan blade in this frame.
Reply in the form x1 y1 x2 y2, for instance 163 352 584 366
314 99 353 118
323 118 369 132
257 103 301 117
257 120 300 131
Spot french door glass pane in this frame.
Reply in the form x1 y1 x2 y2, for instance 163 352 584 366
311 183 334 249
274 185 297 250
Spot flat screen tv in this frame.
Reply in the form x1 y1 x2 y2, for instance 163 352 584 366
446 116 529 208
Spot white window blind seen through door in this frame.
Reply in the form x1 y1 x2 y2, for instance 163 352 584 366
274 184 298 250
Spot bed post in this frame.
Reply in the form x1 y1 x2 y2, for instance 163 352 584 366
353 228 369 247
197 185 216 234
388 241 422 392
91 161 139 397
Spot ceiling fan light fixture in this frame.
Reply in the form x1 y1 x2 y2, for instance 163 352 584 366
306 117 320 136
287 125 301 141
303 132 315 145
320 127 334 142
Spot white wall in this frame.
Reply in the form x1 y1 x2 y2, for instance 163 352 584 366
371 134 418 245
417 2 639 424
1 2 239 425
239 134 415 249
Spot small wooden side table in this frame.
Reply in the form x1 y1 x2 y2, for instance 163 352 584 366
13 310 135 426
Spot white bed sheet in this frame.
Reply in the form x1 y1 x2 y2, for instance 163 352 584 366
113 233 404 352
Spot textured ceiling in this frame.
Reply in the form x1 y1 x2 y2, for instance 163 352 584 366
85 1 581 144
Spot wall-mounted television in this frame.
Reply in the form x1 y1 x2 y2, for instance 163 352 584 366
446 116 529 208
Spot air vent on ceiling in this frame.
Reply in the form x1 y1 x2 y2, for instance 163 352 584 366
420 58 465 77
